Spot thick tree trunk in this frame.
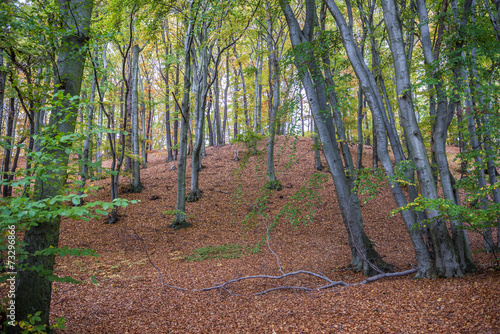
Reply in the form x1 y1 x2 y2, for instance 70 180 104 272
282 0 389 276
15 0 92 328
380 0 463 277
416 0 475 271
325 0 434 277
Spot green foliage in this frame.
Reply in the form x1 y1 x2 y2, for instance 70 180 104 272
184 244 247 262
353 168 386 203
15 312 66 333
391 184 500 232
231 130 264 155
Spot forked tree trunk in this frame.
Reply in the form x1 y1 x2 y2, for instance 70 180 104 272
325 0 434 277
416 0 475 271
281 0 389 276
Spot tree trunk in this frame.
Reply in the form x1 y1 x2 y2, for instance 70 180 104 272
15 0 92 328
325 0 434 277
266 6 280 188
2 98 15 197
234 47 250 129
171 0 195 229
130 44 143 192
0 50 6 138
380 0 464 277
79 60 97 198
416 0 475 271
282 0 389 276
221 54 229 145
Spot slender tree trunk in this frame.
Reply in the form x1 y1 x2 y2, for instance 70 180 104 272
233 68 239 138
356 85 364 170
0 50 6 139
266 6 280 187
78 64 97 199
172 0 195 229
2 98 15 197
140 73 147 168
221 54 229 145
214 73 222 146
130 44 143 193
234 47 250 129
174 63 180 159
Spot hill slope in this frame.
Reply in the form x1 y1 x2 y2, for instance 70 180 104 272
51 136 499 333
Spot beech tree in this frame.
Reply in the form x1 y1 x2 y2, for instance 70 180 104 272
15 0 93 327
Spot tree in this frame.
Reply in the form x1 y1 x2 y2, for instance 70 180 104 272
15 0 93 327
280 0 389 276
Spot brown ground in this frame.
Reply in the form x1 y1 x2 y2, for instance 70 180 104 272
17 137 500 332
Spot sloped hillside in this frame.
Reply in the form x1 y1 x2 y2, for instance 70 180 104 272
50 136 499 333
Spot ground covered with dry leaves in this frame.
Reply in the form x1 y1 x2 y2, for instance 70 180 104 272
25 137 500 332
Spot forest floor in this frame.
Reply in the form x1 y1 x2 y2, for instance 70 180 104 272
7 136 500 333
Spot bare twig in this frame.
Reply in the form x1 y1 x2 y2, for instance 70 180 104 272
133 230 187 291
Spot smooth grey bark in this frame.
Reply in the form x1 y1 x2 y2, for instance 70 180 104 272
130 44 143 193
233 67 239 138
171 0 195 229
79 62 97 197
174 63 180 159
356 85 364 170
325 0 434 277
313 121 323 171
140 71 147 168
159 23 174 162
15 0 92 327
95 45 107 176
281 0 389 276
266 5 280 188
416 0 475 270
188 29 210 202
214 73 222 145
253 37 263 134
234 46 250 129
380 0 464 277
221 54 229 145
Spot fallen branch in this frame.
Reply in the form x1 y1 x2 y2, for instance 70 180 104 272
133 230 417 295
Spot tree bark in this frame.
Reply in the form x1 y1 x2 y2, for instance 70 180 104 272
281 0 389 276
172 0 195 229
15 0 93 327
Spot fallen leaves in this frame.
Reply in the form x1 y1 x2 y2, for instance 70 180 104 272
12 137 498 333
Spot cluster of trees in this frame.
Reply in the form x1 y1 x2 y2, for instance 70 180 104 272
0 0 499 330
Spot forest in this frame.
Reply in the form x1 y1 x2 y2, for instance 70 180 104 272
0 0 499 332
